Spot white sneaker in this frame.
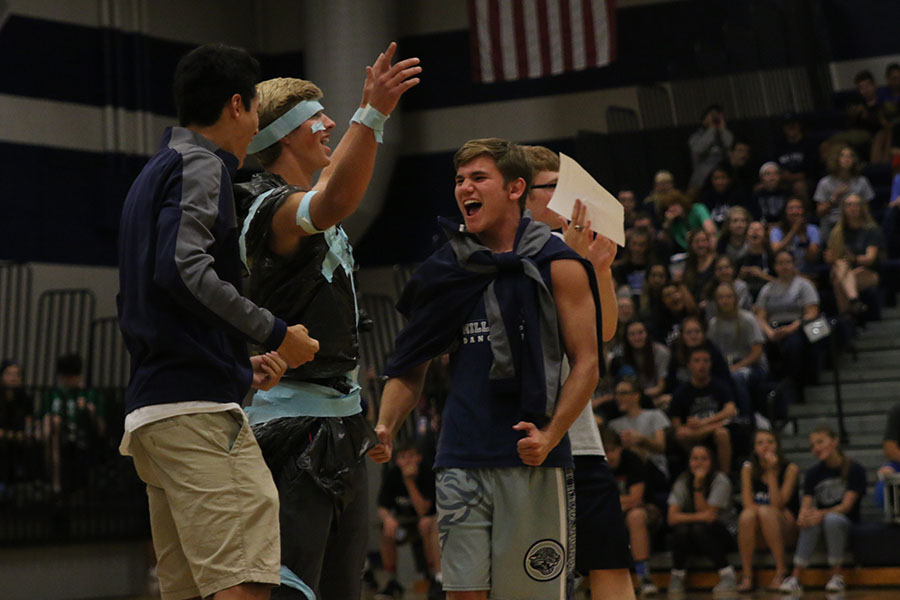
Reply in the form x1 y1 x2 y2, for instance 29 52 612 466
825 573 845 592
639 575 659 595
712 570 737 597
667 572 685 596
777 575 802 594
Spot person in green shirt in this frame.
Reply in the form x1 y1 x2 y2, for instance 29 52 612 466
655 189 717 251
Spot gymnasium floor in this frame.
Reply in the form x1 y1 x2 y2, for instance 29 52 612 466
121 588 900 599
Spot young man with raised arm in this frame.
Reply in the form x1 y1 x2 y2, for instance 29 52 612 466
235 42 421 599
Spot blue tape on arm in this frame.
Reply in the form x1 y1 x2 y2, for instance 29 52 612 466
296 190 325 234
350 104 389 143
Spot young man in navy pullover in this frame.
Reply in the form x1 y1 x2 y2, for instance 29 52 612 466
117 43 317 600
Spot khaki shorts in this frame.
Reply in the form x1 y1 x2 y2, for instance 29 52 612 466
130 409 281 600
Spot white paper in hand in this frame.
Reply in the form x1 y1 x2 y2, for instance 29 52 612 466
546 153 625 246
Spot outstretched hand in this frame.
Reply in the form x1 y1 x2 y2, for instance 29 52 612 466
513 421 556 466
362 42 421 116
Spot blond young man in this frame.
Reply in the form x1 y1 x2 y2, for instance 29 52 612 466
234 42 420 599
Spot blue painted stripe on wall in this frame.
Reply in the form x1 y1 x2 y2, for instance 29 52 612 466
0 141 147 265
0 15 304 115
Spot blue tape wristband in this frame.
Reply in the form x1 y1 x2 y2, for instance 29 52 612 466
350 104 389 143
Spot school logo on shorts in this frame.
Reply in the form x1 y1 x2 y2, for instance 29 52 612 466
523 539 565 581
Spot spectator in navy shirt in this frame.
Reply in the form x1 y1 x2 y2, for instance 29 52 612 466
670 346 737 473
779 426 867 595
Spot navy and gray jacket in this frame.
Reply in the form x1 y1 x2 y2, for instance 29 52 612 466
117 127 287 414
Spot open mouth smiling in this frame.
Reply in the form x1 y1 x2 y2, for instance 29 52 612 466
464 199 482 216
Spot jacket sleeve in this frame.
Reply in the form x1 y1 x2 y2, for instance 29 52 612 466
153 150 286 350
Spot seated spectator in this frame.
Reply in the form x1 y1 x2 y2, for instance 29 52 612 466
737 430 799 593
875 402 900 510
638 263 669 319
644 169 675 208
708 283 768 417
669 347 738 473
824 193 883 317
754 250 822 402
633 206 675 262
656 190 717 252
603 428 663 597
715 206 752 266
703 255 753 320
885 166 900 259
779 426 867 595
376 439 440 598
729 139 755 193
40 354 106 494
0 359 35 490
774 112 819 201
750 162 789 225
606 294 636 362
609 320 670 407
609 376 671 483
879 62 900 123
688 104 734 195
666 444 738 596
666 316 733 402
682 229 717 301
770 197 821 275
619 188 641 230
823 70 891 164
813 144 875 240
613 227 656 300
652 282 699 346
700 164 751 228
739 221 775 299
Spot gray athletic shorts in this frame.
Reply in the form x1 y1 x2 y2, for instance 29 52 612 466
436 467 574 599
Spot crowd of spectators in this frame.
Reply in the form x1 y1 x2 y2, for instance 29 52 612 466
0 354 112 503
578 68 900 595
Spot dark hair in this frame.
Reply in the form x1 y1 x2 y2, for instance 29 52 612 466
687 345 711 362
56 353 83 377
887 63 900 76
173 43 261 127
623 319 657 383
393 438 421 455
672 316 706 366
679 443 719 511
750 429 787 484
810 424 851 480
600 427 622 451
701 103 723 120
854 70 875 85
730 138 750 151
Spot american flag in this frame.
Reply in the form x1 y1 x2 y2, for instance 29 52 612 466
468 0 616 83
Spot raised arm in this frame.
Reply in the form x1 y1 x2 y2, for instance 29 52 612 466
269 43 421 251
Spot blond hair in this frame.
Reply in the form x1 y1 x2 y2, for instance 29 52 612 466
253 77 323 168
521 145 560 176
